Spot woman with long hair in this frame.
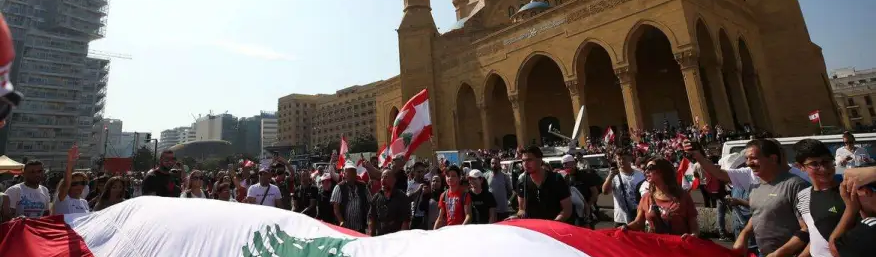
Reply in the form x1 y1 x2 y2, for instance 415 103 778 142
93 177 126 211
180 170 206 199
624 158 698 237
52 145 90 215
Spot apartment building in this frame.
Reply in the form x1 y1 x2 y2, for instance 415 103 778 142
831 67 876 129
1 0 109 169
277 79 386 149
158 126 190 151
260 114 278 150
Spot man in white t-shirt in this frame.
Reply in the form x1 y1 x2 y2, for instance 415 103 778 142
245 168 282 208
601 151 645 226
4 160 50 218
835 132 871 169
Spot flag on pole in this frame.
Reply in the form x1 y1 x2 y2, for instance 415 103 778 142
377 144 389 168
676 158 700 191
337 136 349 170
387 89 432 162
0 197 738 257
603 127 615 144
808 110 821 124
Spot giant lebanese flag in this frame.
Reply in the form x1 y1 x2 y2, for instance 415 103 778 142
387 89 431 162
0 197 737 257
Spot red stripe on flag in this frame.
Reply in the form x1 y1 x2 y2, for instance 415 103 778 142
500 219 736 257
0 215 94 257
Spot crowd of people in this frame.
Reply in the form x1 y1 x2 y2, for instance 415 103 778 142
1 131 876 257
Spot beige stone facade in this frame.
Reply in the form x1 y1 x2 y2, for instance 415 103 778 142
376 0 839 155
278 79 394 148
832 67 876 130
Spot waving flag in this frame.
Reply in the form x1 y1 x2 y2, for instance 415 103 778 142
377 144 389 168
337 136 349 170
603 127 614 144
388 89 432 162
676 158 700 191
0 197 736 257
808 110 821 124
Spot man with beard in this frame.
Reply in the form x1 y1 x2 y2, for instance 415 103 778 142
4 160 50 219
142 151 182 197
486 158 513 221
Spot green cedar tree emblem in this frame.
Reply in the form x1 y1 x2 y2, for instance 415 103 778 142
401 132 414 146
242 224 357 257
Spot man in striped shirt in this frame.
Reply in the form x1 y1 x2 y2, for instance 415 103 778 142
331 163 370 233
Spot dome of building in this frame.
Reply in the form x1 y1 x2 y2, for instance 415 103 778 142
518 0 550 13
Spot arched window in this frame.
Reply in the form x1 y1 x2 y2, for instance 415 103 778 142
508 6 516 17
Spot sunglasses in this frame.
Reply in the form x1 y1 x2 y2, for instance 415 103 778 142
645 165 658 171
71 181 88 187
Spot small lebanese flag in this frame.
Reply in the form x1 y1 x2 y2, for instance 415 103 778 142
337 136 349 170
0 197 737 257
377 144 390 168
676 158 700 191
603 127 615 144
808 110 820 123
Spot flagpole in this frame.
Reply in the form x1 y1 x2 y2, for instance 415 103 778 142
818 117 824 135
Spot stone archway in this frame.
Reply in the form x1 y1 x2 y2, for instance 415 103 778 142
576 43 625 143
631 25 692 129
739 38 770 130
695 20 733 128
455 84 483 150
719 29 752 129
518 55 574 146
484 73 515 149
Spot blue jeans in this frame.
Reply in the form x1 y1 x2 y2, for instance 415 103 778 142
716 198 727 235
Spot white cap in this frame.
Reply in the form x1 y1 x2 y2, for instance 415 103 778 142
561 154 575 164
343 161 357 170
468 169 484 178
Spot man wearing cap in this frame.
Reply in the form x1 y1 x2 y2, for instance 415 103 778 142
561 154 599 228
245 167 283 208
331 162 370 233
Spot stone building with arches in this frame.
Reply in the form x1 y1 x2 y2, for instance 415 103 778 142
376 0 839 153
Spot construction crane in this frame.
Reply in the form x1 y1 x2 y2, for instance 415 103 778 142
87 50 132 60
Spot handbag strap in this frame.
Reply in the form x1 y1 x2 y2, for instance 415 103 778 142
615 174 635 221
259 185 271 205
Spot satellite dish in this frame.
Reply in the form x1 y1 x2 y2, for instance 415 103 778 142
548 124 553 132
571 105 586 141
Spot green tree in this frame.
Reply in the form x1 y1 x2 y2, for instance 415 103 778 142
132 147 154 171
350 134 377 153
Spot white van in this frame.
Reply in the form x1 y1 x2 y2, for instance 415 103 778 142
720 132 876 173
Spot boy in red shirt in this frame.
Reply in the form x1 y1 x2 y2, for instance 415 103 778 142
434 165 472 229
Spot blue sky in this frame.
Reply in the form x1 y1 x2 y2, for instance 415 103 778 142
92 0 875 137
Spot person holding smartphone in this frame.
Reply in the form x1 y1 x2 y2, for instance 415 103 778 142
601 150 645 227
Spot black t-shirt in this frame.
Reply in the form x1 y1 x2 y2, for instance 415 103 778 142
293 186 318 217
566 170 599 202
316 188 336 224
835 217 876 257
516 171 571 221
809 186 847 240
470 190 497 224
142 169 181 197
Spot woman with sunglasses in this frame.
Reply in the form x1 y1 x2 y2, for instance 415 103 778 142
51 145 90 215
180 170 207 199
93 177 126 211
624 158 698 238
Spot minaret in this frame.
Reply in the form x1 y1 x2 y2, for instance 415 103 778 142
397 0 440 148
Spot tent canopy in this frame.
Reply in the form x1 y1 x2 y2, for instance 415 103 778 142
0 155 24 174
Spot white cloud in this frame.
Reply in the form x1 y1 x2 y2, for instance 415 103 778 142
208 41 294 61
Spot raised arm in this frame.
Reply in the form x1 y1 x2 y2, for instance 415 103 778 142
56 145 79 203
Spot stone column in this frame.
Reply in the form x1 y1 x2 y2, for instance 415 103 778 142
565 79 589 147
614 66 644 138
477 100 493 149
725 63 754 125
675 50 712 126
509 92 527 147
705 64 735 128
